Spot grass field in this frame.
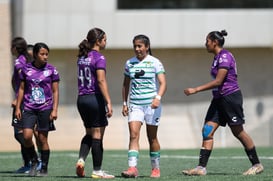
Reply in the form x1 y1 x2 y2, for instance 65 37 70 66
0 147 272 181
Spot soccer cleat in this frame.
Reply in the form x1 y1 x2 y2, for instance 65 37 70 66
150 168 160 178
91 170 115 179
37 168 48 177
28 162 38 176
243 163 264 175
36 160 42 171
121 167 139 178
76 158 85 177
15 165 31 173
182 166 207 176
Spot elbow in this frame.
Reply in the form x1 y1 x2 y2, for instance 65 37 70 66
98 79 105 85
214 80 223 87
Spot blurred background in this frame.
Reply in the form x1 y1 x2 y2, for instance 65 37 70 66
0 0 273 151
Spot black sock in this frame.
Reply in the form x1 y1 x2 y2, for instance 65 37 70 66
14 132 24 144
79 135 92 160
198 149 211 167
26 145 38 166
15 133 30 166
91 139 103 170
21 145 30 166
41 150 50 170
245 147 260 165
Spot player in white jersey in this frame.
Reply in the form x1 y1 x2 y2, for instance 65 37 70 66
121 35 166 178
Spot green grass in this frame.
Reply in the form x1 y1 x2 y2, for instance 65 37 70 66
0 147 272 181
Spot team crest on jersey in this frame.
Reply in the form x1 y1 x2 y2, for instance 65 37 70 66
144 61 152 67
43 70 50 77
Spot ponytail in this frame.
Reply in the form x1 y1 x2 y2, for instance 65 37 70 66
77 28 105 58
77 39 91 58
11 37 31 62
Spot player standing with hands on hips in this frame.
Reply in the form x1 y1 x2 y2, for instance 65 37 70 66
183 30 264 176
15 42 60 176
121 34 166 178
75 28 114 179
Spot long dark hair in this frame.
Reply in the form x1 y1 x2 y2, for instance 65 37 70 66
207 30 228 47
77 28 105 58
133 34 152 55
11 37 31 62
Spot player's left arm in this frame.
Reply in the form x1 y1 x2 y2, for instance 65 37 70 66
151 72 166 109
97 69 113 118
50 81 59 121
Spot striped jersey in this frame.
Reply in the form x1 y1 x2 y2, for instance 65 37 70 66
124 55 165 105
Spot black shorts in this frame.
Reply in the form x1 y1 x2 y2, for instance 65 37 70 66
205 90 245 127
21 109 53 132
12 106 24 129
77 94 108 128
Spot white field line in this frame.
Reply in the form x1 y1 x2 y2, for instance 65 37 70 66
0 153 273 160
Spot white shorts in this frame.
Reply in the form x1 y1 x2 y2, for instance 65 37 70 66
128 105 161 126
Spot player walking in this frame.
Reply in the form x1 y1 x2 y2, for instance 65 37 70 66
183 30 264 176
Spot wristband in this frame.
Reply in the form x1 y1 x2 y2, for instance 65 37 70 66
155 95 161 100
123 101 127 106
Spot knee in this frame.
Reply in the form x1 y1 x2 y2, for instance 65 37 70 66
129 131 140 141
148 136 158 145
202 124 214 140
231 126 244 138
24 138 33 147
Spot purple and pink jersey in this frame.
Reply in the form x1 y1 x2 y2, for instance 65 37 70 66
20 62 60 111
77 50 106 96
211 49 240 98
13 55 27 95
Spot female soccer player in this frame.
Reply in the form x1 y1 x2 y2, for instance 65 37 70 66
11 37 32 173
183 30 263 176
15 42 60 176
121 34 166 178
75 28 114 179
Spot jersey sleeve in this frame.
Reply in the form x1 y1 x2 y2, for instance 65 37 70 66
218 52 233 69
96 55 106 70
154 59 165 74
19 65 27 81
51 66 60 82
14 58 25 72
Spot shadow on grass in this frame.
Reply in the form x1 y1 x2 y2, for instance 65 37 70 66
0 171 15 174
